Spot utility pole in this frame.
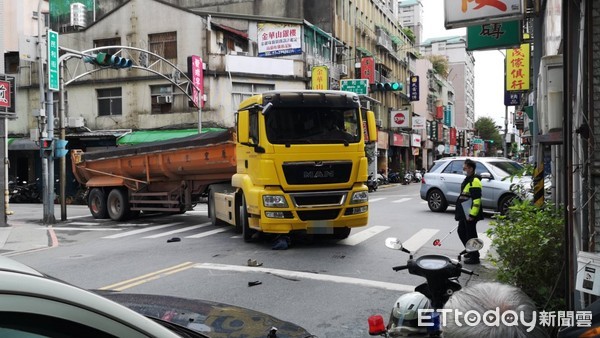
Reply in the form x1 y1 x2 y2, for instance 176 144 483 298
503 105 508 158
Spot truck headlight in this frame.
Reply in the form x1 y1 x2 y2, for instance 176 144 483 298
263 195 288 208
350 191 368 204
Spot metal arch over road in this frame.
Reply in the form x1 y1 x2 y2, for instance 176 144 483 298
59 45 202 107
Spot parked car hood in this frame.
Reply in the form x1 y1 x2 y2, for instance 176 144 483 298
97 291 315 338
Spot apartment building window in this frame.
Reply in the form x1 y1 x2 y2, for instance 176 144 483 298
4 52 19 74
150 85 173 114
93 38 121 55
231 82 275 111
149 32 177 64
97 88 122 116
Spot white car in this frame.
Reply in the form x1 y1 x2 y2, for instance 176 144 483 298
0 255 204 338
420 157 530 215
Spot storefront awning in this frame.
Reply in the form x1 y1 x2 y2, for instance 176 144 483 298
8 138 38 151
117 128 226 146
356 47 373 57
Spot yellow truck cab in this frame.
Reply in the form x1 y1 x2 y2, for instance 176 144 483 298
210 90 377 241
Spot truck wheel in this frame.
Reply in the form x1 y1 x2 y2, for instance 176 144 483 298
107 188 130 221
240 195 257 242
333 227 351 239
88 188 108 219
208 190 226 226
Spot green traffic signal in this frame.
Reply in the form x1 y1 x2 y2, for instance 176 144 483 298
85 52 133 69
370 81 403 92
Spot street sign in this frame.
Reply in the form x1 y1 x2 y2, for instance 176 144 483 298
47 30 59 91
472 138 484 145
341 79 368 95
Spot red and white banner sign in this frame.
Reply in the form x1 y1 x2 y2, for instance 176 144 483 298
390 110 410 128
412 134 421 147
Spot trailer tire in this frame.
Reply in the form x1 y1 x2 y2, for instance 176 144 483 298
208 190 226 226
107 188 130 221
88 188 108 219
240 195 257 242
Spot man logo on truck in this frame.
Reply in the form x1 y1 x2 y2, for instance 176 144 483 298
303 170 335 179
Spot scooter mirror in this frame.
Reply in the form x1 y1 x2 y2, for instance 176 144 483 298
385 237 403 250
465 238 484 252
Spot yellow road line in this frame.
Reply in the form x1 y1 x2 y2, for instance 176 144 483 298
99 261 195 291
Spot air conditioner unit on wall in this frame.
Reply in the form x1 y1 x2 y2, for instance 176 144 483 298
67 117 84 128
538 54 563 134
339 64 348 76
157 95 173 104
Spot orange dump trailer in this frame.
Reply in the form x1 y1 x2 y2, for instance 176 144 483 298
71 129 236 221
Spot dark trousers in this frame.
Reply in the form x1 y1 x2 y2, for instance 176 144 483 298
457 219 480 259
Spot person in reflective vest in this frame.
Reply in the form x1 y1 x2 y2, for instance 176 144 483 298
455 158 483 264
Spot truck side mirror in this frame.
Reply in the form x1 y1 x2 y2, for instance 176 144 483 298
237 110 250 144
366 110 378 143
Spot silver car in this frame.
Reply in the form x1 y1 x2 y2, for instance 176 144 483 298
0 255 204 338
420 157 529 215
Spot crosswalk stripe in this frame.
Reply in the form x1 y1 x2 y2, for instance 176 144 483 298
392 197 412 203
478 232 493 259
39 227 121 231
369 197 385 202
339 225 390 246
68 222 105 226
143 222 211 238
402 228 439 253
185 227 230 238
102 223 182 239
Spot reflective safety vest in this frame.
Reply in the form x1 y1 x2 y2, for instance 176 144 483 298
457 175 483 220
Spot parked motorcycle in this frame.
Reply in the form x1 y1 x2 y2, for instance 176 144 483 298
377 171 389 186
368 237 483 337
402 171 413 185
9 178 41 203
388 170 401 184
367 173 378 192
413 170 423 183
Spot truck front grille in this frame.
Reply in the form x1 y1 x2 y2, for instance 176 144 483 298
283 161 352 185
290 191 347 207
297 209 341 221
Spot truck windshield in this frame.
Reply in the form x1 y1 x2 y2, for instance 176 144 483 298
265 107 361 145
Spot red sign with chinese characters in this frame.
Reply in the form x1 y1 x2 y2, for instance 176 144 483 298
436 106 444 120
189 55 204 108
450 128 457 146
0 80 10 108
361 57 375 84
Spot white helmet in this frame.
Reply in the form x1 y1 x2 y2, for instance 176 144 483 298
387 292 431 336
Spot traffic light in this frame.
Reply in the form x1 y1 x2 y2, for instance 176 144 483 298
488 139 495 144
40 139 53 158
84 52 133 69
370 82 403 92
53 139 69 159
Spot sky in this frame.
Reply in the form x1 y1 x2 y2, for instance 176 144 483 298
420 0 510 128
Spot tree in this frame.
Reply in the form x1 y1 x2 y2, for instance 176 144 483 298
427 55 449 78
474 117 503 156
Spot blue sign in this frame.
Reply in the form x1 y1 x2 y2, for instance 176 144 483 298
444 106 452 126
504 91 524 106
409 76 420 101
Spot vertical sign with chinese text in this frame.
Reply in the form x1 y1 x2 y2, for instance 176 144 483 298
311 66 329 90
506 40 530 91
0 76 15 113
188 55 204 108
409 75 420 101
361 57 375 85
48 30 59 91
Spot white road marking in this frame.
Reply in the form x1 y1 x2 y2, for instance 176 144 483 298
477 232 493 259
67 222 103 226
339 225 390 246
392 197 412 203
143 223 211 238
38 227 121 231
102 223 181 239
193 263 415 292
402 228 439 252
185 227 230 238
368 197 385 202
